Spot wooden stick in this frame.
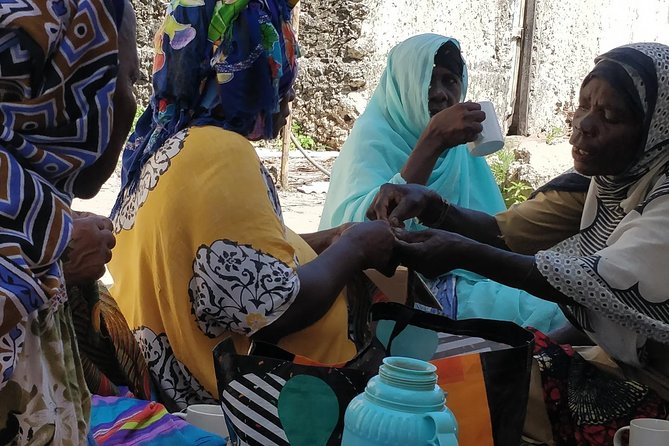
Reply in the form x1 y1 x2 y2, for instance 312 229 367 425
280 2 301 190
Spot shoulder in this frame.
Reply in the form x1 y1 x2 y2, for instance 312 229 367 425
184 126 255 155
175 126 260 171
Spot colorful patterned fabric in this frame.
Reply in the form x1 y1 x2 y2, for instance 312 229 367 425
536 43 669 365
90 396 227 445
112 0 298 217
69 282 152 400
0 0 121 443
531 329 668 446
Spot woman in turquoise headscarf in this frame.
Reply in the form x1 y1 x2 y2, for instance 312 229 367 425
320 34 567 331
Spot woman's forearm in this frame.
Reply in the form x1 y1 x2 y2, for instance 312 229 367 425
434 201 509 250
253 237 365 342
300 226 345 255
401 133 442 185
456 238 573 305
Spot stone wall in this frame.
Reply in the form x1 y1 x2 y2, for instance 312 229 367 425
296 0 523 149
526 0 669 134
293 0 374 148
129 0 163 108
130 0 669 148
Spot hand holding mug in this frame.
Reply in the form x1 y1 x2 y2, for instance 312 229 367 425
466 100 504 157
425 102 485 151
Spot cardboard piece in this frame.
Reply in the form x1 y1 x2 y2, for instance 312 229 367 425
364 266 408 305
365 267 443 311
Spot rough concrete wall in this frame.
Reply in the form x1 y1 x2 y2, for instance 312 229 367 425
293 0 373 149
526 0 669 135
130 0 669 146
359 0 521 117
130 0 164 108
296 0 522 149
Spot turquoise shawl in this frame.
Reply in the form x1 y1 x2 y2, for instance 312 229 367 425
319 34 505 228
319 34 567 332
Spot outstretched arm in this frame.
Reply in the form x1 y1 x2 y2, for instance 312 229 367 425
394 229 572 305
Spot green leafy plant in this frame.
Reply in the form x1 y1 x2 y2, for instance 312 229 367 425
487 145 535 207
291 121 316 150
503 180 533 206
545 126 564 145
488 147 516 187
132 107 144 133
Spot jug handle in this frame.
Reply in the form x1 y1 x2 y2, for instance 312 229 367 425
425 411 458 446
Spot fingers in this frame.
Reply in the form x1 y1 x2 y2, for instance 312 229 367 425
95 216 114 232
387 198 413 228
461 101 482 111
94 265 107 280
102 230 116 249
392 228 433 243
367 184 398 222
72 211 94 219
367 195 390 222
103 248 113 263
467 110 486 123
378 258 401 278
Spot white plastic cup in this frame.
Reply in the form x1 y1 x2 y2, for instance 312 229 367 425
173 404 229 439
467 100 504 157
613 418 669 446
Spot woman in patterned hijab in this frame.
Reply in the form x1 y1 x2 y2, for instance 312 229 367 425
113 0 299 203
0 0 130 443
370 42 669 444
108 0 394 411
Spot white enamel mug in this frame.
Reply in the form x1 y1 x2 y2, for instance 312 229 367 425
173 404 229 439
467 100 504 157
613 418 669 446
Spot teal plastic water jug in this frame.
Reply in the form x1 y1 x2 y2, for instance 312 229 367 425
342 356 458 446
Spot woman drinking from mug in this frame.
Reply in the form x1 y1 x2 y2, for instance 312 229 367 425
320 34 567 332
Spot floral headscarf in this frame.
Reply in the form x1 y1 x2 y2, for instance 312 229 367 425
115 0 299 207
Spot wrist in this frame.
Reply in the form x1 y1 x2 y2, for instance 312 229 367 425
416 126 446 156
420 195 450 228
334 234 369 270
452 236 481 272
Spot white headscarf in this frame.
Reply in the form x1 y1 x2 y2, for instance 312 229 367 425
536 43 669 366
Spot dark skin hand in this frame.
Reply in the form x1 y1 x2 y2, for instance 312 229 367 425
393 228 572 305
254 220 398 343
63 212 115 285
300 223 356 255
367 184 573 305
367 182 508 249
401 61 484 186
402 101 485 185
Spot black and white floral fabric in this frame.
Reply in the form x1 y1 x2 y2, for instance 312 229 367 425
188 240 300 337
112 129 189 233
133 326 216 409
